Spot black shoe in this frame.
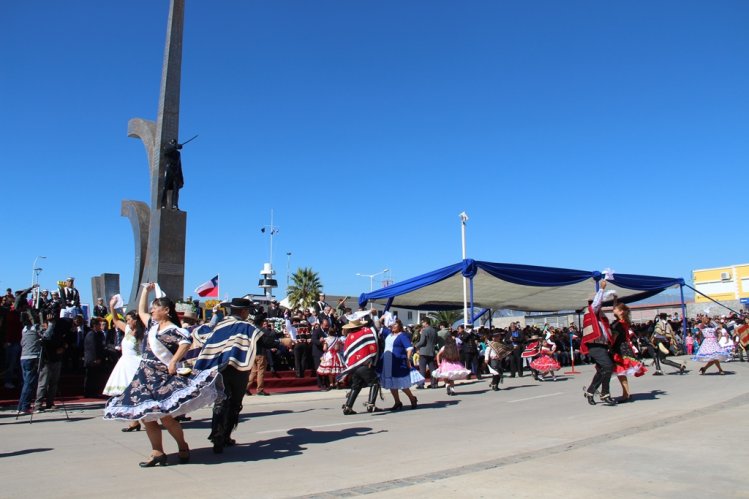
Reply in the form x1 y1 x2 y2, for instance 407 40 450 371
225 438 236 447
178 448 190 464
213 443 224 454
600 395 618 406
122 423 141 432
390 402 403 411
410 397 418 409
256 390 270 396
342 405 357 415
139 454 168 468
653 370 664 376
583 390 596 406
679 364 686 374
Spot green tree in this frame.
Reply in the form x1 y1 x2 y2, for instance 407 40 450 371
427 309 462 328
287 267 322 310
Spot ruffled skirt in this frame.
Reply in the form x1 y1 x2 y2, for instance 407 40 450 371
102 353 142 396
433 360 471 381
317 351 344 375
103 359 224 422
612 354 647 377
530 354 560 374
692 338 732 362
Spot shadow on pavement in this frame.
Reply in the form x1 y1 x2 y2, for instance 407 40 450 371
0 447 54 458
631 389 667 401
193 426 383 464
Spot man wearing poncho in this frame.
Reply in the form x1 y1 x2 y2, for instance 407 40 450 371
193 298 279 453
337 318 381 415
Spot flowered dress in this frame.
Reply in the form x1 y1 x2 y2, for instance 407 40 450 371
530 339 561 374
317 335 345 375
610 320 647 377
692 324 732 362
102 328 142 396
103 322 224 422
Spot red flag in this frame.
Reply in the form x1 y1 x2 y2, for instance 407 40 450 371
195 275 219 297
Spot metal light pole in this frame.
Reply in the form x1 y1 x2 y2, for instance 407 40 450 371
32 255 46 309
356 268 389 292
459 212 469 326
286 252 292 289
31 256 46 286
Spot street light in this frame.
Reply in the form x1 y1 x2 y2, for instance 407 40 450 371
459 212 469 326
356 268 389 292
32 255 46 309
31 256 46 286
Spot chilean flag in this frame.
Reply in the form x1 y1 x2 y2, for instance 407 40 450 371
195 275 219 297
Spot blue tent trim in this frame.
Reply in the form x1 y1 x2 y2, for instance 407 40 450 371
359 259 685 313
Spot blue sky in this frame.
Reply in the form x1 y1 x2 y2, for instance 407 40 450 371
1 1 747 308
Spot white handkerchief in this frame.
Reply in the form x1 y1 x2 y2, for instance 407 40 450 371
112 294 124 309
153 283 166 298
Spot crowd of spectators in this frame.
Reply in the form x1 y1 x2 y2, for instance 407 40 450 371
3 282 747 411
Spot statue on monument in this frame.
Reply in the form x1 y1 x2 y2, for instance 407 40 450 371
160 138 184 210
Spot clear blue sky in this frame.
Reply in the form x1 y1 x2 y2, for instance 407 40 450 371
2 1 747 307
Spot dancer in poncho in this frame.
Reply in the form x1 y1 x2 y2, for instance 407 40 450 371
581 280 618 406
485 332 511 391
193 298 279 454
530 332 561 381
338 318 380 415
103 284 224 467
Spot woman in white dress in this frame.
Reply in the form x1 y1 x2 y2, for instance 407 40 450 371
103 295 145 432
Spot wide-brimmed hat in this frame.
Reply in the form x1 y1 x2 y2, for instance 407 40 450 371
342 319 367 330
180 309 199 323
227 298 253 309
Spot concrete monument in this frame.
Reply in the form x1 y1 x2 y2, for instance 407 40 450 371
122 0 187 308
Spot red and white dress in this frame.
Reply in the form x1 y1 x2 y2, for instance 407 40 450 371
317 336 345 375
530 339 561 374
611 320 647 377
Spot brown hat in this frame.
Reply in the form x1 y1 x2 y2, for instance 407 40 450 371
342 319 367 330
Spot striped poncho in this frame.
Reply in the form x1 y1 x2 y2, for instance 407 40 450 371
336 326 379 381
193 316 262 372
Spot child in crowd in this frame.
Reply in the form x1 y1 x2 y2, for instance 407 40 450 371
686 332 694 355
433 335 471 396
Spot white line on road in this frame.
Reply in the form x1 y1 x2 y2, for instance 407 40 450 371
507 392 564 403
256 418 386 435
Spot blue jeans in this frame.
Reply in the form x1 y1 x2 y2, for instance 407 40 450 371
18 358 40 411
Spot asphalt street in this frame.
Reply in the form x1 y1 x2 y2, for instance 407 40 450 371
1 357 747 498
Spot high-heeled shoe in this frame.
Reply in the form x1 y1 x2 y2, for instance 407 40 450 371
699 367 707 375
139 453 167 468
178 447 190 464
389 401 403 411
410 397 418 409
122 423 141 432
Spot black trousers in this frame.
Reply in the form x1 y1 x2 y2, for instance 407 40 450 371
210 365 250 445
294 344 311 377
509 348 524 377
418 355 437 387
586 344 614 397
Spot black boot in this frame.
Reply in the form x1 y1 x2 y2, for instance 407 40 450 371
342 387 361 415
364 384 380 413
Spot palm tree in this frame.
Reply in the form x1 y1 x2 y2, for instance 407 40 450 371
287 267 322 310
427 309 462 328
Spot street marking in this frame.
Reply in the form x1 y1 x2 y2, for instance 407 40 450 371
507 392 564 403
256 418 385 435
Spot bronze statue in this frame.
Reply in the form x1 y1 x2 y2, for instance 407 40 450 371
160 138 184 210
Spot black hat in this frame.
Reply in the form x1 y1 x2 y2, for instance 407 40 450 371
227 298 253 309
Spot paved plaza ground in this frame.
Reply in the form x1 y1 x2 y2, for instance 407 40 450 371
1 357 747 498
